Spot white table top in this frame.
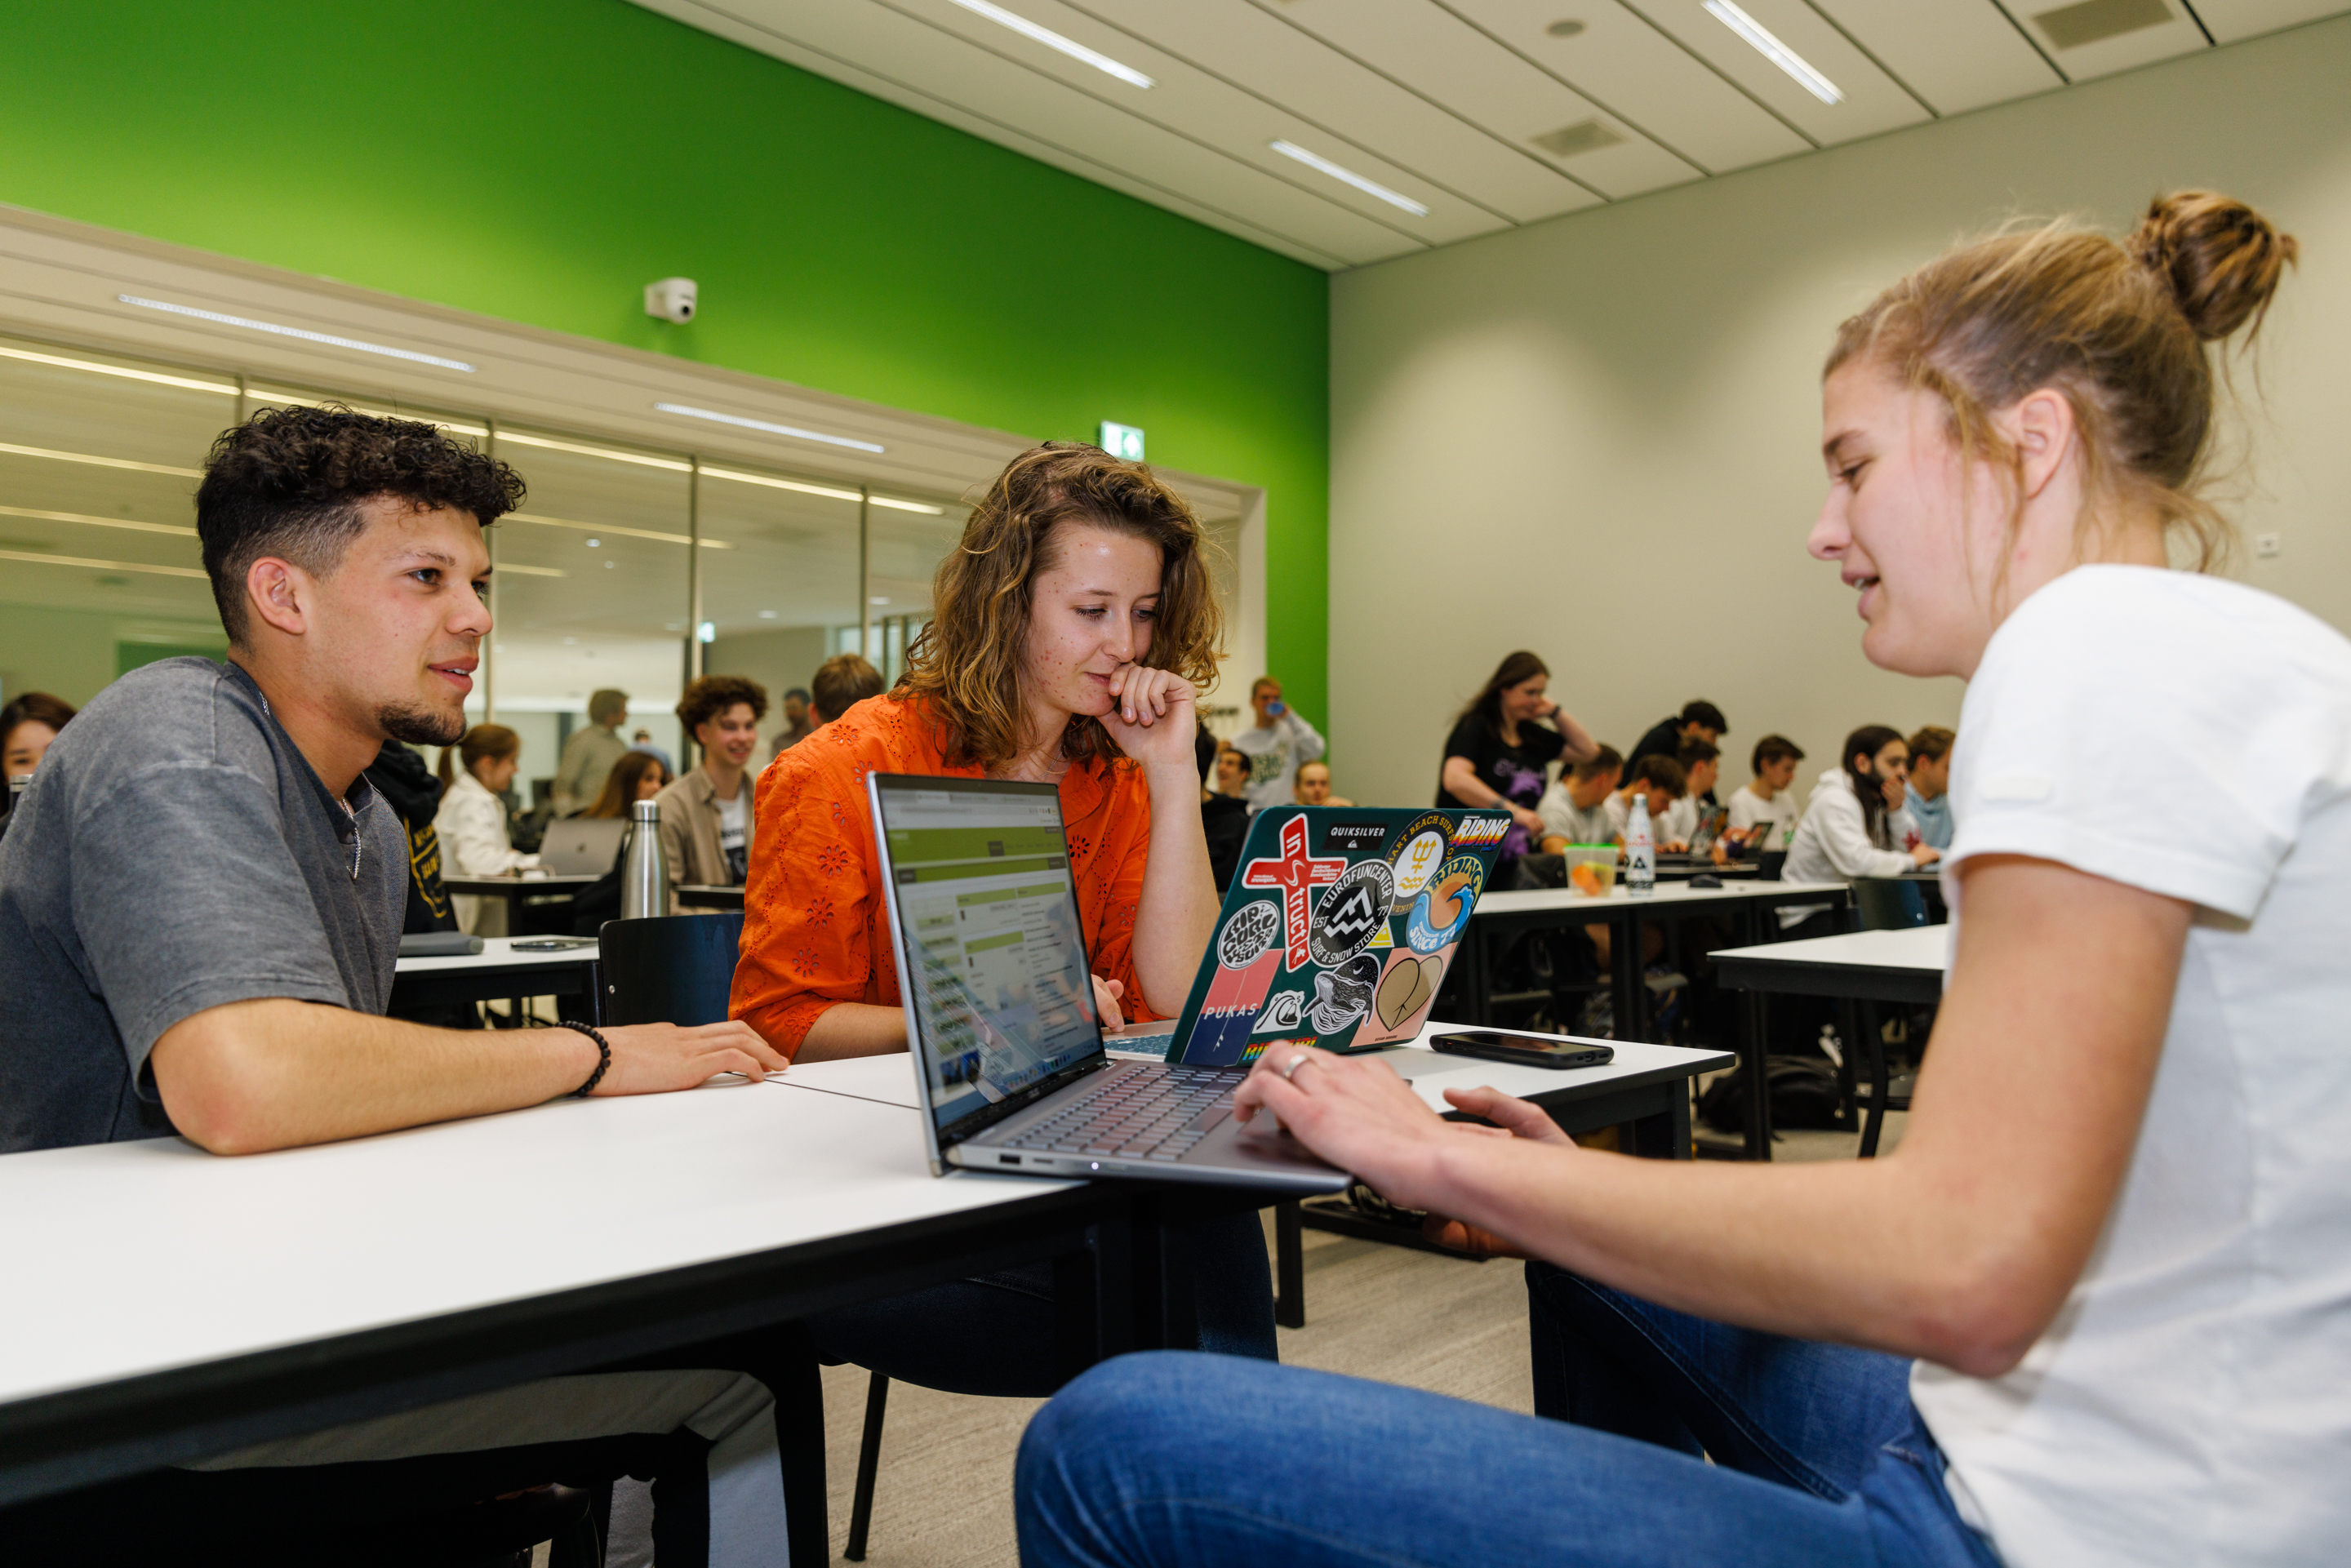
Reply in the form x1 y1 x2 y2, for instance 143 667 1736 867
393 935 601 975
1712 924 1949 974
786 1024 1728 1117
1474 879 1850 917
0 1078 1070 1410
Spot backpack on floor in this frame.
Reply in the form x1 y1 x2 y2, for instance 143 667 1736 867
1698 1055 1845 1133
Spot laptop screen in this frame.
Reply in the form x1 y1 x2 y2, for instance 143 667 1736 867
871 776 1104 1140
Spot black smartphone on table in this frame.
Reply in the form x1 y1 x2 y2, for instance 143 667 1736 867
1429 1032 1615 1070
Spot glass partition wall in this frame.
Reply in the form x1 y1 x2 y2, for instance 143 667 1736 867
0 331 967 800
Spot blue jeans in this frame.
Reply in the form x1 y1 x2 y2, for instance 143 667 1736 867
1016 1263 2002 1567
811 1208 1276 1397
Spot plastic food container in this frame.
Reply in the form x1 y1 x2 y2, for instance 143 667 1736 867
1562 845 1618 895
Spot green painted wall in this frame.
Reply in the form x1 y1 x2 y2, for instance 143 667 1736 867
0 0 1329 725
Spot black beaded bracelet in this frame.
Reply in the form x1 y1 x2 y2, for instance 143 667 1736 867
558 1019 612 1098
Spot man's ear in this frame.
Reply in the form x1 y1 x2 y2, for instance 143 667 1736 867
243 557 312 639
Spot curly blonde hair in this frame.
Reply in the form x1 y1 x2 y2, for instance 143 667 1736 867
901 442 1224 772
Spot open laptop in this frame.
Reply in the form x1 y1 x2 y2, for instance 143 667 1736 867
537 815 629 874
868 774 1509 1188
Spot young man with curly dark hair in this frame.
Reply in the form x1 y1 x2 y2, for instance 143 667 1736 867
657 673 770 889
0 405 798 1563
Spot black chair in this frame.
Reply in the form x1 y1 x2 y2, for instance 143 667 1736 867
1846 879 1930 1158
1757 849 1788 882
598 911 744 1024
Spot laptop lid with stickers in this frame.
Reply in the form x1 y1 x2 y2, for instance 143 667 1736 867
1165 806 1511 1066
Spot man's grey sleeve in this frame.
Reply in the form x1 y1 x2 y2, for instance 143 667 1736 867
70 762 351 1083
1289 712 1327 764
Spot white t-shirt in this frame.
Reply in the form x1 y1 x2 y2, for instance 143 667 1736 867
1230 711 1326 811
1728 784 1799 847
1910 566 2351 1568
716 788 749 884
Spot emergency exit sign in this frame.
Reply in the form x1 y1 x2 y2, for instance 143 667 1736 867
1098 421 1145 461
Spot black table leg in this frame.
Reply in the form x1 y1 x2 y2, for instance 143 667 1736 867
1735 905 1772 1162
1273 1201 1304 1330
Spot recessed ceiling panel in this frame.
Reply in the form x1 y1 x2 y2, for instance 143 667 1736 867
1442 0 1813 172
1257 0 1704 198
1618 0 1931 143
1815 0 2067 111
1078 0 1602 222
2014 0 2209 78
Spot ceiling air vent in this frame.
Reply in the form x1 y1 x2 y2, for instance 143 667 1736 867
2033 0 2173 50
1530 119 1624 159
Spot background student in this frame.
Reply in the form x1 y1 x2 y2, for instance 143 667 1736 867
0 406 793 1563
1016 187 2336 1568
1537 744 1623 850
0 691 74 844
731 441 1274 1392
769 685 814 757
582 749 672 818
1906 726 1955 850
1783 726 1939 923
1204 741 1251 891
1728 734 1805 853
808 651 884 727
1438 651 1599 877
628 725 674 775
1231 674 1324 808
1655 738 1720 851
433 723 540 935
550 686 629 815
1292 758 1352 807
656 673 767 889
1604 753 1687 843
1629 699 1727 780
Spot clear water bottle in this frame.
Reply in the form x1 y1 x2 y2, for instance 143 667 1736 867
620 797 669 920
1624 793 1655 898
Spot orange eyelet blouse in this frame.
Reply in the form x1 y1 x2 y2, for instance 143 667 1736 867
729 693 1162 1059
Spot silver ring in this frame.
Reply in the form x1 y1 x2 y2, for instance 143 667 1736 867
1279 1052 1313 1082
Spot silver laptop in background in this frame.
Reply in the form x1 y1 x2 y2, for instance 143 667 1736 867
868 773 1349 1193
537 815 629 874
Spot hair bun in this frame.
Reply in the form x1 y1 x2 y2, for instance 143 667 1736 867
2128 190 2300 343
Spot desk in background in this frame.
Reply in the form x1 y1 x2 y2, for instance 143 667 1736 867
1712 924 1945 1006
389 935 602 1023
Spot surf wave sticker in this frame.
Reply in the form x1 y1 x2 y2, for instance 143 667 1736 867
1405 854 1485 953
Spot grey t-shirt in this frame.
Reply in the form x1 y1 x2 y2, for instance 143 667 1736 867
0 658 402 1152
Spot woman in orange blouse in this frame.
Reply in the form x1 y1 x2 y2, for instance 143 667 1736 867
736 441 1273 1381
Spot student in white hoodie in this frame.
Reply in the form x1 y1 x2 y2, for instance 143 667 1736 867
433 723 540 935
1780 724 1938 932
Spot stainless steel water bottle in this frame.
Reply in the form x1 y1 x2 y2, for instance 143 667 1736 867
620 798 669 919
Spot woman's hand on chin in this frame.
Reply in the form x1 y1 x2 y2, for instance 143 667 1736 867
1101 664 1198 772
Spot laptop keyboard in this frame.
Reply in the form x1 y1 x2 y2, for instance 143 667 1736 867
996 1064 1248 1162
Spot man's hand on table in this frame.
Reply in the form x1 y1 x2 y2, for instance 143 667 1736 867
589 1019 789 1095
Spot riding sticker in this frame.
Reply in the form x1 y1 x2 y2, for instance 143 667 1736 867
1216 899 1282 970
1406 855 1485 953
1386 811 1453 899
1309 860 1395 967
1451 815 1510 848
1353 948 1451 1047
1306 952 1382 1034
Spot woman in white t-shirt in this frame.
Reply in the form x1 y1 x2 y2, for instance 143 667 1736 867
433 723 540 935
1019 192 2335 1568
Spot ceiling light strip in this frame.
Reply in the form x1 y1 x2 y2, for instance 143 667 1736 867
1702 0 1844 104
0 440 203 478
0 503 196 537
0 344 238 397
247 386 490 438
1268 141 1429 217
654 402 886 455
506 511 733 549
699 464 945 516
117 295 479 373
0 548 208 579
944 0 1154 88
491 562 568 577
495 430 693 471
869 495 949 515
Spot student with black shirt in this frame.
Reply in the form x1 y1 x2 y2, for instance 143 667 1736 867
1437 650 1599 875
1629 699 1727 771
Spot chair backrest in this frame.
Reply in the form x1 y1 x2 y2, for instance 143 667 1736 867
1757 849 1788 882
599 912 745 1025
1850 877 1929 931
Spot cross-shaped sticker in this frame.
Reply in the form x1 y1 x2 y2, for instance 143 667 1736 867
1242 815 1348 972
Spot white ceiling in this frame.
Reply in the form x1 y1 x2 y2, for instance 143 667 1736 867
631 0 2350 269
